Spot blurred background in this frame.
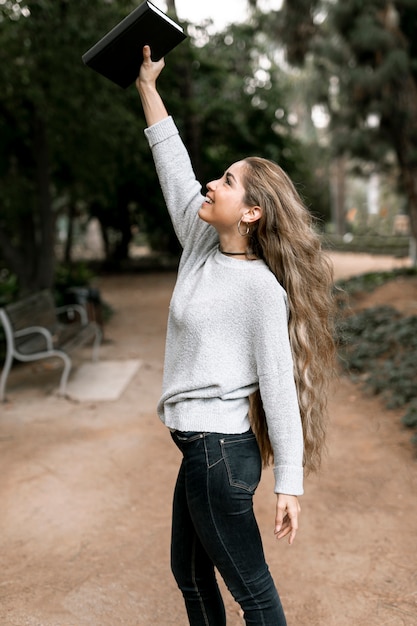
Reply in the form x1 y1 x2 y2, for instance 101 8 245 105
0 0 416 297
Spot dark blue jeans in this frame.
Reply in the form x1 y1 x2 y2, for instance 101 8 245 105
170 429 287 626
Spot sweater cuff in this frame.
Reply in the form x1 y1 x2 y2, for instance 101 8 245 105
273 465 304 496
144 116 179 148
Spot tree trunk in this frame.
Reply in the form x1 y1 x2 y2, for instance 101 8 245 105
380 19 417 265
409 237 417 266
399 167 417 266
0 204 38 295
330 156 346 236
113 199 133 262
386 71 417 266
0 115 56 295
0 228 31 290
33 113 55 291
64 202 77 264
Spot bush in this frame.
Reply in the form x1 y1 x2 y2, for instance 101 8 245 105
54 262 95 306
0 269 19 306
402 401 417 429
334 268 417 312
335 275 417 452
324 234 410 256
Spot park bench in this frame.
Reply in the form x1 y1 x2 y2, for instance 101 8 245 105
0 289 102 401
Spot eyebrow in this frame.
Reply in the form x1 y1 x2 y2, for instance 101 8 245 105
225 171 237 182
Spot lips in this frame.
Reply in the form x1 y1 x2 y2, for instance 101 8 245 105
204 195 213 204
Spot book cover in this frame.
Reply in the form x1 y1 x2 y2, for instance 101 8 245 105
82 1 187 89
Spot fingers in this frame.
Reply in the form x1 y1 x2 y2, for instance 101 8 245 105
141 45 165 73
274 494 301 545
136 45 165 92
275 515 296 544
143 44 151 62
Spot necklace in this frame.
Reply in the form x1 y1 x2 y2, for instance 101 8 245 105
219 246 247 256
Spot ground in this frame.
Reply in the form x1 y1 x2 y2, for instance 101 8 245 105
0 252 416 626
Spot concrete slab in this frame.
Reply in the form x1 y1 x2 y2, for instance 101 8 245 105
66 359 142 402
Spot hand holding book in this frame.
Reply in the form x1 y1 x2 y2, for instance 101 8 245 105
82 1 187 89
136 45 165 89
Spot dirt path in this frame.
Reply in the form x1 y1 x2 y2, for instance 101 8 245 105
0 253 416 625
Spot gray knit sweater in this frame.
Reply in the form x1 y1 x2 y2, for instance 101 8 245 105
144 117 304 495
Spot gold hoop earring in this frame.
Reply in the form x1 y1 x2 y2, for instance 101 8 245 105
237 218 250 237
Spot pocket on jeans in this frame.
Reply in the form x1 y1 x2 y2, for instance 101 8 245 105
220 434 262 493
172 431 204 443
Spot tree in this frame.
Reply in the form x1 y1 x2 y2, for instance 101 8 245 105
159 15 330 222
0 0 329 296
275 0 417 256
0 0 148 291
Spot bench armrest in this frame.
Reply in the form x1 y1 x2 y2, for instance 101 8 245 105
56 304 88 325
14 326 54 350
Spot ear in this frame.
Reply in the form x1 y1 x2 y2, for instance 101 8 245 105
243 205 262 224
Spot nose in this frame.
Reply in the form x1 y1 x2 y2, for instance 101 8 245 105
206 179 217 191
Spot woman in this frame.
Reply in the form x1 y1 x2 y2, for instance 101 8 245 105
136 45 335 626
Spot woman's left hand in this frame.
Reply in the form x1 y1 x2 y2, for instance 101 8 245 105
274 493 301 544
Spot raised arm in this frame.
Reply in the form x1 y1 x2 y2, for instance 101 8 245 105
136 45 168 127
135 45 208 249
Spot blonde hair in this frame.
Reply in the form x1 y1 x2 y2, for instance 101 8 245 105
243 157 335 474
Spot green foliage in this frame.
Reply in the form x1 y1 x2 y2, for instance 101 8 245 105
186 20 330 222
402 401 417 429
0 0 149 285
0 1 329 281
53 262 113 321
0 269 19 306
324 234 410 257
335 272 417 450
277 0 417 245
0 262 95 307
335 267 417 301
54 262 94 292
164 19 317 180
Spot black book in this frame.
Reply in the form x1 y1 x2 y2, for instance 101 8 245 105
82 1 187 89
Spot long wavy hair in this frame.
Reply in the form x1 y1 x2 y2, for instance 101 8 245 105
242 157 335 474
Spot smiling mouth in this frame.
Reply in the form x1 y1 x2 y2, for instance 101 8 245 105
204 196 213 205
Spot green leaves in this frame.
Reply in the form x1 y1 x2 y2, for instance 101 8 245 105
0 0 332 283
335 270 417 451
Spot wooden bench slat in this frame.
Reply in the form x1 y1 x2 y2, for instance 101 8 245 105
6 291 57 332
